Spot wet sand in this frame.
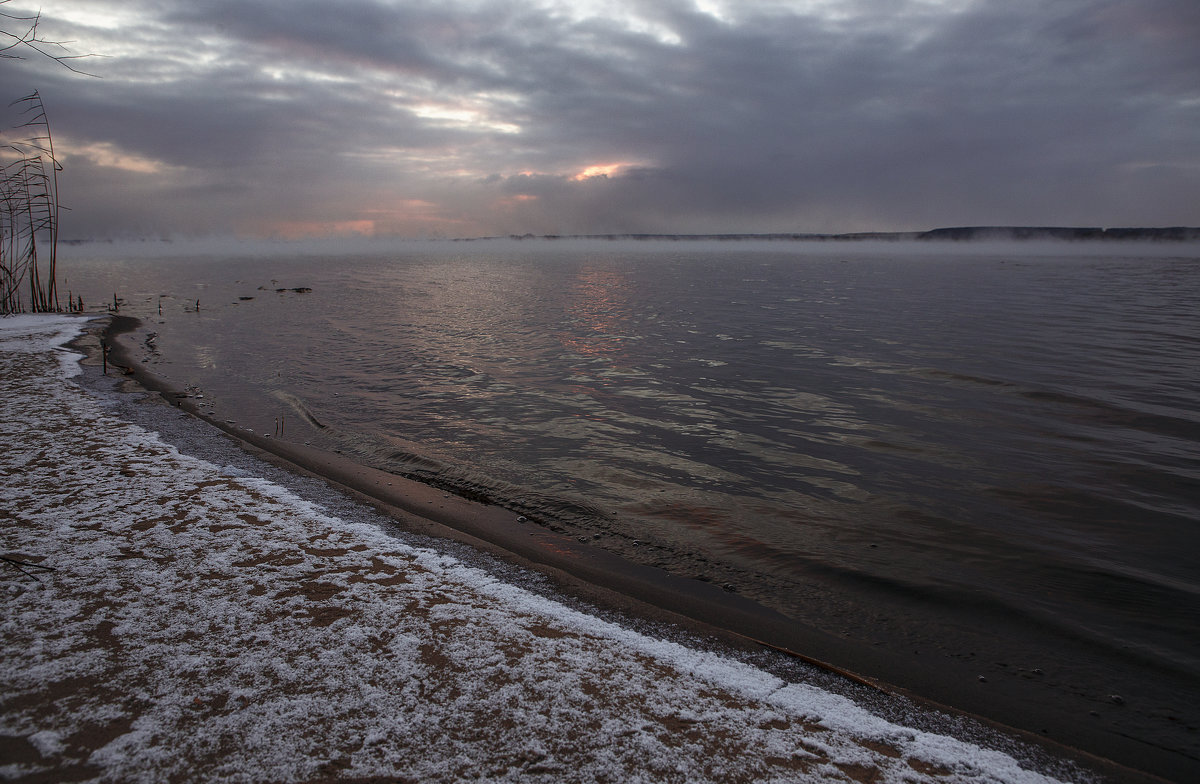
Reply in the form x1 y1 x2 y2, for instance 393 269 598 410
88 314 1172 782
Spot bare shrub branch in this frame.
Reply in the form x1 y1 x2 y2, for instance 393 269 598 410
1 0 100 77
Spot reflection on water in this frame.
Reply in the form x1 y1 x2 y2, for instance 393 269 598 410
67 244 1200 773
560 266 635 363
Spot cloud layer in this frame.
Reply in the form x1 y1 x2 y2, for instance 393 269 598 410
2 0 1197 238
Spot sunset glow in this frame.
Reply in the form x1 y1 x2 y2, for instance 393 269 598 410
573 163 636 181
4 0 1193 238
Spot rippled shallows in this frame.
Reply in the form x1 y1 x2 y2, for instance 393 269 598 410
69 240 1200 776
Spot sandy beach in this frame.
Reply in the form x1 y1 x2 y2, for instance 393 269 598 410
0 314 1136 782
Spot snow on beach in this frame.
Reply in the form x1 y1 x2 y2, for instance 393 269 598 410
0 315 1084 783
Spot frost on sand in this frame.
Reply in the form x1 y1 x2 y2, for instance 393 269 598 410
0 315 1076 783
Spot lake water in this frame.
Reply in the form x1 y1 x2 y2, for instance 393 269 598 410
64 239 1200 778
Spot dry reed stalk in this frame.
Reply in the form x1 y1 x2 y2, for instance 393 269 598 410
0 92 61 314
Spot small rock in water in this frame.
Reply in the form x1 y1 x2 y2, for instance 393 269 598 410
517 516 528 523
977 676 987 683
1109 694 1125 705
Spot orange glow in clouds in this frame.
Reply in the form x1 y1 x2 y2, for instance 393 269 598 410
572 162 636 180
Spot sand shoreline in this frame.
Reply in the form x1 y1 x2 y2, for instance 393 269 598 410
0 311 1120 783
35 312 1160 782
96 316 881 683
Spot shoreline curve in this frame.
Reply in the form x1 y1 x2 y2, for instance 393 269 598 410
88 313 1168 783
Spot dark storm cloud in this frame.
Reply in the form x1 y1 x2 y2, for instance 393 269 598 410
1 0 1196 237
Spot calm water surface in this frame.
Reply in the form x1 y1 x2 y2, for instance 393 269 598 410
67 240 1200 775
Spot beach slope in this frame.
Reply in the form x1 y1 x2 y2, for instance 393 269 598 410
2 315 1092 783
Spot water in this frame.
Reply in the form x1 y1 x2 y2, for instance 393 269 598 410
65 240 1200 777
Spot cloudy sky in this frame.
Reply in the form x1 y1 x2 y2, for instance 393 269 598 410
2 0 1197 239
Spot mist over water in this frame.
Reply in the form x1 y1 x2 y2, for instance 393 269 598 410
66 240 1200 775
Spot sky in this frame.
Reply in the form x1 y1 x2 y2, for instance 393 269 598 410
1 0 1197 240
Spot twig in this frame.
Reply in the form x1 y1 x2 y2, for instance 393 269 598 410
0 4 103 77
1 554 54 582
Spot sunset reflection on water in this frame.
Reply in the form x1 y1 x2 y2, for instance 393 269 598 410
559 266 635 367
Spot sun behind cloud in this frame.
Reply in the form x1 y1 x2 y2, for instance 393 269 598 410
572 162 639 181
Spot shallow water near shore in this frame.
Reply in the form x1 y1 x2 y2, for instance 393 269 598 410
64 239 1200 778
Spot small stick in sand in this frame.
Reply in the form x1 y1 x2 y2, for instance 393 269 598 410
1 555 55 582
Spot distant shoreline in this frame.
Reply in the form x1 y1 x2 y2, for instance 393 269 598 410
60 224 1200 248
474 225 1200 243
